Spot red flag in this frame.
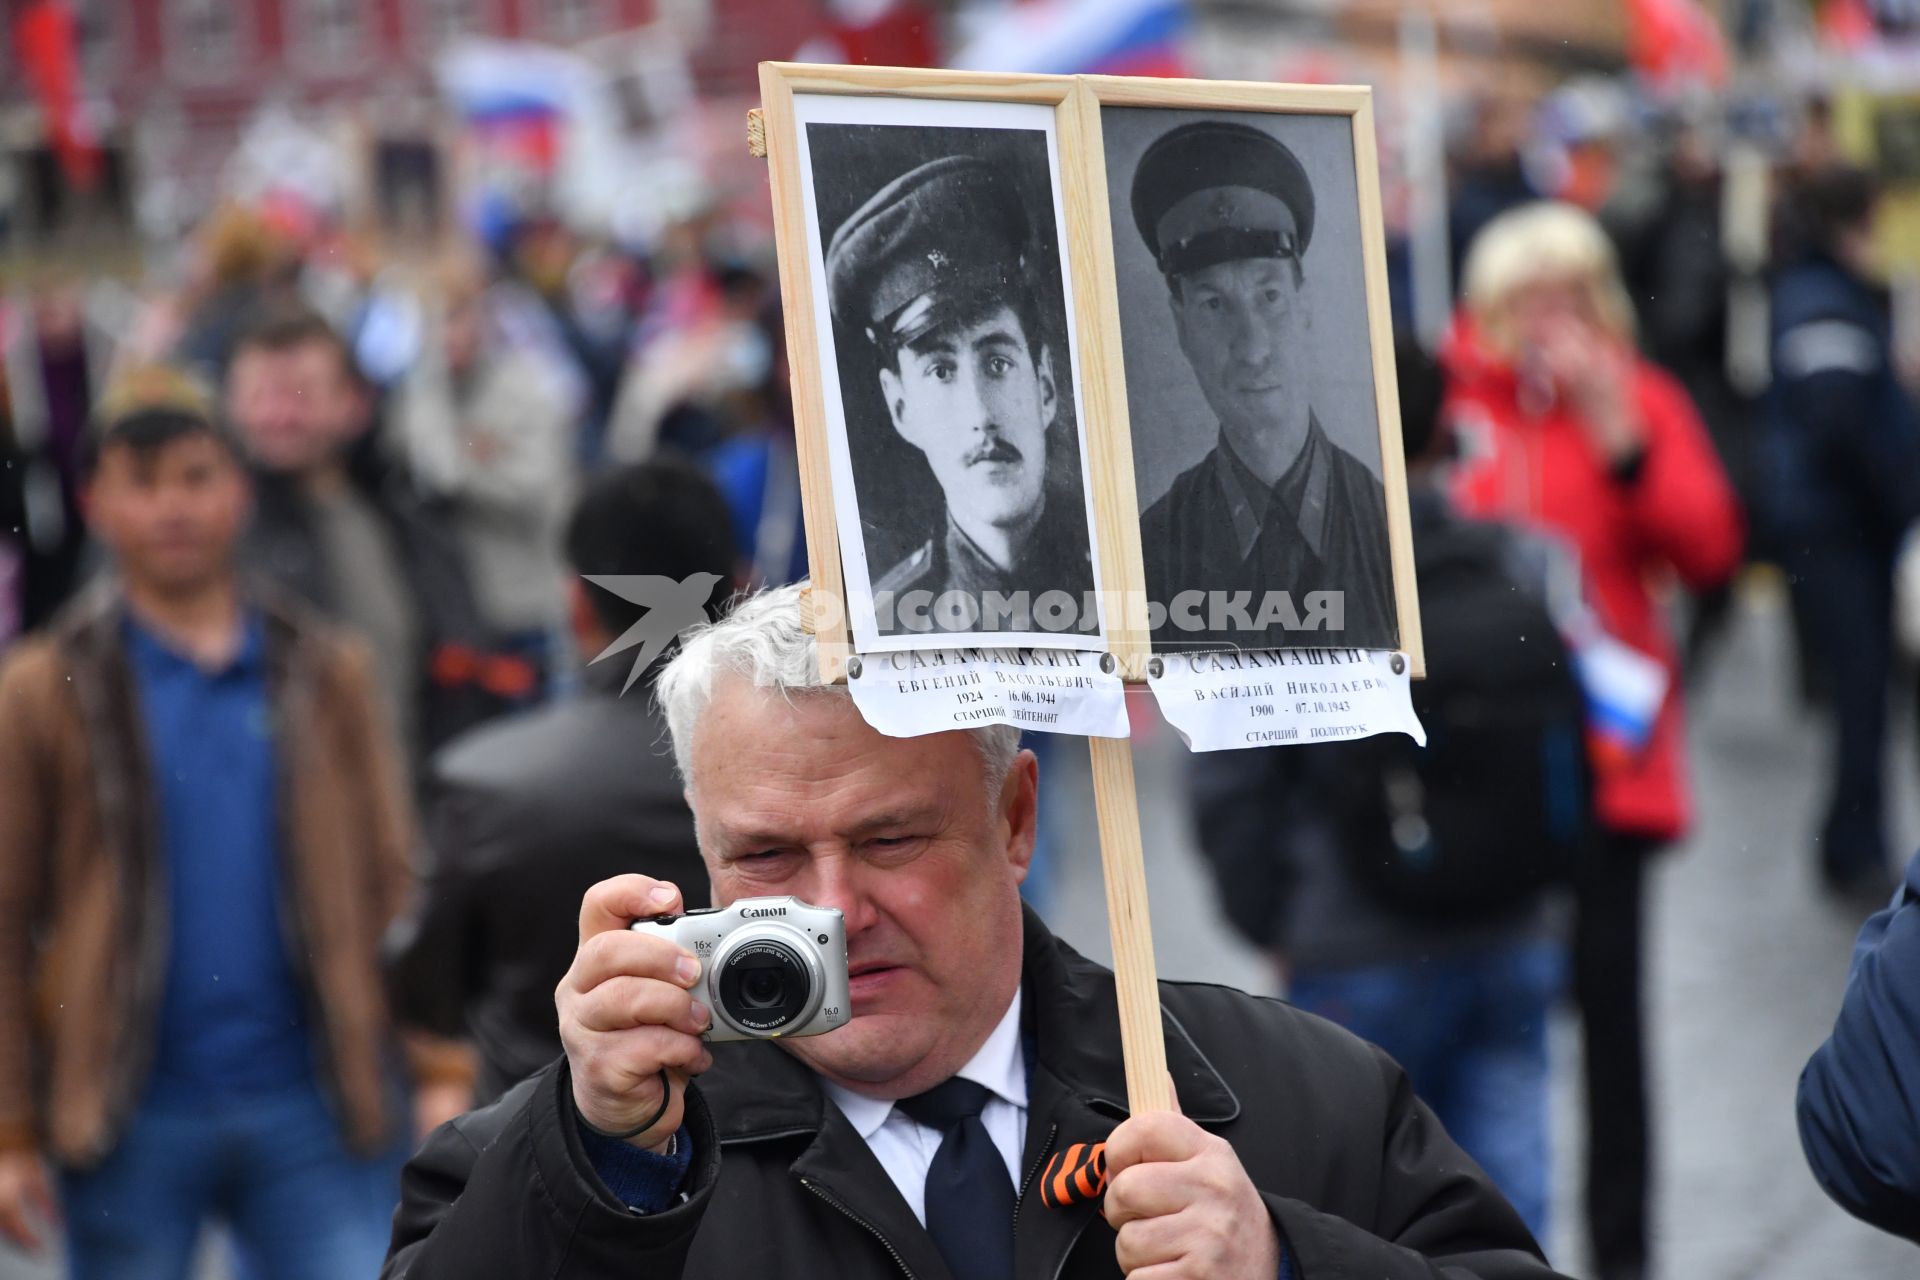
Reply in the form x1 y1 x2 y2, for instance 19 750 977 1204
816 1 940 68
1628 0 1729 89
1820 0 1878 46
13 0 100 191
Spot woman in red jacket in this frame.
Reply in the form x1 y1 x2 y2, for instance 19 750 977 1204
1445 201 1743 1280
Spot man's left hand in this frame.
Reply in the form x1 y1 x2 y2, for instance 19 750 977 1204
1103 1110 1281 1279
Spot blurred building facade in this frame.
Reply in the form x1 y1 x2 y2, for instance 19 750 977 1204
0 0 822 270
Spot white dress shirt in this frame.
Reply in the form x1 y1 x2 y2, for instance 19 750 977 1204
821 990 1027 1227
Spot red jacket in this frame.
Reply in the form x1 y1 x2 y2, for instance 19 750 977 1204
1441 322 1743 841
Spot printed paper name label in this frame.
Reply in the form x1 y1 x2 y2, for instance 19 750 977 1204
849 647 1128 739
1146 648 1426 752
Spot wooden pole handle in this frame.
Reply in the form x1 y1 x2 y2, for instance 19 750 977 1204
1087 734 1174 1113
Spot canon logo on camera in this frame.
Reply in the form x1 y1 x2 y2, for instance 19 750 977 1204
740 906 788 919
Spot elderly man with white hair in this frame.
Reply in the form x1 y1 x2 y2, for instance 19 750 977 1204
382 582 1566 1280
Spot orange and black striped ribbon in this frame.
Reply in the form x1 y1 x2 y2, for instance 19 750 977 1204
1037 1141 1109 1209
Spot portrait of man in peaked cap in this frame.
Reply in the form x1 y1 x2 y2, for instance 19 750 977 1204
804 119 1100 646
1105 107 1398 653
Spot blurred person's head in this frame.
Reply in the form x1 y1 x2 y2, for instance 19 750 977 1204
1394 337 1448 477
31 278 86 350
703 261 780 430
657 205 720 275
1792 164 1882 277
1462 201 1635 361
655 581 1035 1100
714 260 769 320
563 456 739 665
196 203 289 296
226 306 370 478
82 366 249 598
1664 95 1724 186
1456 89 1533 171
1792 95 1837 174
509 215 577 296
429 250 496 375
1531 78 1628 212
441 289 487 375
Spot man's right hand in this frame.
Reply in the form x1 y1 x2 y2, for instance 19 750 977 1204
557 875 715 1154
0 1149 57 1252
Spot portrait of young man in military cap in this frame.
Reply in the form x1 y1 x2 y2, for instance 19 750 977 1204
805 120 1100 645
1106 108 1399 653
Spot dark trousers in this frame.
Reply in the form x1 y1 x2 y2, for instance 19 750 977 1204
1573 833 1654 1278
1788 543 1897 883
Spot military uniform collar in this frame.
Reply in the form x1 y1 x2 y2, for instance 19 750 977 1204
943 509 1017 591
1211 411 1331 564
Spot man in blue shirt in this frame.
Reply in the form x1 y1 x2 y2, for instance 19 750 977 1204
0 368 465 1278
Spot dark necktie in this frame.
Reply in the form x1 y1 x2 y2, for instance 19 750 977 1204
895 1078 1015 1280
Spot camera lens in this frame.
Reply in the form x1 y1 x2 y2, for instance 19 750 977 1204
716 938 816 1033
741 968 785 1008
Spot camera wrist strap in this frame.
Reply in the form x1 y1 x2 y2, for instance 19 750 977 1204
578 1067 675 1142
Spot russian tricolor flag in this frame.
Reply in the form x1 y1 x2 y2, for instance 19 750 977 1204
436 39 593 174
1570 626 1669 775
952 0 1188 78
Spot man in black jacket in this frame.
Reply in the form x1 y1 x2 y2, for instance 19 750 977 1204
384 583 1566 1280
387 459 736 1103
1765 165 1920 899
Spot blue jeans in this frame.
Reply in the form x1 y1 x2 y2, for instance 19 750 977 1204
1288 938 1563 1240
61 1085 406 1280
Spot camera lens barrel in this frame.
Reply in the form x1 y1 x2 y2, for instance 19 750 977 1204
710 925 824 1036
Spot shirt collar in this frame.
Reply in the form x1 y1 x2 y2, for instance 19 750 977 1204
824 988 1027 1141
1211 412 1331 563
125 609 266 678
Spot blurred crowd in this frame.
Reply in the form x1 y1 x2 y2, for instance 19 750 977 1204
5 38 1920 1280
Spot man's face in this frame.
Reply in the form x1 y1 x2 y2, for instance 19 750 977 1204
878 304 1055 537
226 341 364 475
85 434 250 593
687 678 1037 1099
1171 257 1311 443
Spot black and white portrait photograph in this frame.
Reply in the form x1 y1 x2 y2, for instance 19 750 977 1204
793 94 1104 651
1104 105 1399 653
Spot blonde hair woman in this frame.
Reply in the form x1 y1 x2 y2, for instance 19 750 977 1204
1445 200 1744 1280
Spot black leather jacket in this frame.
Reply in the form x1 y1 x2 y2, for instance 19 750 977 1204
386 668 708 1103
384 911 1566 1280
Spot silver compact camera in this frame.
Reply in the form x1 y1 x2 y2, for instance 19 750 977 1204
630 897 850 1042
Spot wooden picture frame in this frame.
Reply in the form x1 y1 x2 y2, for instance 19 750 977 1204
755 64 1424 1116
758 62 1423 682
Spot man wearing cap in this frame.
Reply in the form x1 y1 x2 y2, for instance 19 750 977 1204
827 155 1094 637
1131 120 1397 652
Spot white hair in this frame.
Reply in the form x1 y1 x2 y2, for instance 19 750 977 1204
1460 200 1636 350
654 581 1023 797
